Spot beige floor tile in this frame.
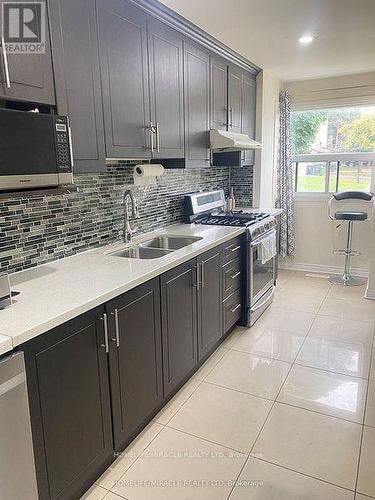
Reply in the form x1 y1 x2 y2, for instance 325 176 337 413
111 427 247 500
273 290 324 314
231 327 306 363
296 337 372 378
252 403 361 489
220 327 243 349
355 494 375 500
193 347 228 381
328 283 367 300
319 297 375 323
229 457 354 500
206 350 291 400
153 378 201 425
252 307 315 336
309 315 374 347
365 381 375 428
167 382 272 453
370 351 375 381
357 426 375 497
103 493 127 500
97 422 163 490
80 484 109 500
277 364 368 423
277 276 331 297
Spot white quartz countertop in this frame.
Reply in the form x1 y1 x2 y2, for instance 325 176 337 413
0 224 245 355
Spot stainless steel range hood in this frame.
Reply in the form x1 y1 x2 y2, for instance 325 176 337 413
209 129 262 151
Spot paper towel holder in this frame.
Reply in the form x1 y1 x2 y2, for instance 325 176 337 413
133 163 164 186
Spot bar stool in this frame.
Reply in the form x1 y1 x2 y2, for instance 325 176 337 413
328 191 374 286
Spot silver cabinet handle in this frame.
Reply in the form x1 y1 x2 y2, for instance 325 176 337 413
110 309 120 348
101 313 109 353
155 122 160 152
229 107 233 128
1 37 10 89
192 264 199 289
201 261 205 287
230 303 241 313
149 122 155 153
230 271 241 280
231 245 241 253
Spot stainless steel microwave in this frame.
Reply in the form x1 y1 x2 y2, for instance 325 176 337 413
0 109 74 191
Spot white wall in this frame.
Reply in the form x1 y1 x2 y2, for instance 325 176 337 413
280 195 372 276
252 70 281 209
281 72 375 277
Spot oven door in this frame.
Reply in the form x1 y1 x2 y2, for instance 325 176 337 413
249 229 277 305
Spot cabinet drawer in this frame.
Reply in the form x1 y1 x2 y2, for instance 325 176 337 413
222 257 242 299
223 289 242 333
222 237 243 264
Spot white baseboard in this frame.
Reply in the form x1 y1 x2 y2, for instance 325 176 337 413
365 287 375 300
279 261 369 278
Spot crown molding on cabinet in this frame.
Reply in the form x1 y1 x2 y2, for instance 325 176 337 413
129 0 261 75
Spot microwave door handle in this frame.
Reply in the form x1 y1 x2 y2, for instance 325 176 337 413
67 121 74 168
1 37 11 89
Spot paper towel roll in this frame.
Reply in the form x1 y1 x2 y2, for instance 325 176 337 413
133 164 164 185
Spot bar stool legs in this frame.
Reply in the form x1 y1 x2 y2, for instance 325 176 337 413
328 221 367 286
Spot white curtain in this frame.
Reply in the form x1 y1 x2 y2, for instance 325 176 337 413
276 90 295 257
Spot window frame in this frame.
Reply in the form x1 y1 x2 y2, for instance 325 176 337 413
292 153 375 195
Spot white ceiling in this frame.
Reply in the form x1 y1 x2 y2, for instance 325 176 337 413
159 0 375 81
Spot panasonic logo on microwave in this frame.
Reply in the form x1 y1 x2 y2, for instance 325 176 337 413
19 179 31 183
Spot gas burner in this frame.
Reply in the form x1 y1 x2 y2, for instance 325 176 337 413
197 211 269 228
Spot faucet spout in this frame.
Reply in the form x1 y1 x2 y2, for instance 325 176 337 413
123 189 139 243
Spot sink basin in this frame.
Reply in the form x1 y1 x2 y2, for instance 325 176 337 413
138 235 203 250
111 247 172 259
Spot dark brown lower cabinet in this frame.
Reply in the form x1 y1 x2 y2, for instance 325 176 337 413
106 278 163 451
23 306 114 500
198 247 223 359
160 258 198 397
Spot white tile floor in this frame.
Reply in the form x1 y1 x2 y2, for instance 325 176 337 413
81 271 375 500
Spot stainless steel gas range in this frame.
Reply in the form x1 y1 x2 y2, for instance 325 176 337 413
184 189 278 326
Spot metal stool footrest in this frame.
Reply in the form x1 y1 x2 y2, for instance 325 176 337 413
333 249 361 257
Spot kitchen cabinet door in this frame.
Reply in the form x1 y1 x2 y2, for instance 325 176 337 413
161 259 198 397
198 246 223 359
49 0 105 172
184 41 210 167
0 0 55 103
97 0 151 159
148 18 184 159
107 278 163 451
210 56 228 130
228 64 242 133
241 72 257 166
24 306 113 500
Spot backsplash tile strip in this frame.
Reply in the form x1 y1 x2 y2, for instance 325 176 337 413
0 163 253 274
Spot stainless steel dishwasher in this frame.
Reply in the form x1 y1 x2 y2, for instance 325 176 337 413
0 352 39 499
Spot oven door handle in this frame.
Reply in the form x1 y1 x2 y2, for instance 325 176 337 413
250 285 276 312
251 229 277 247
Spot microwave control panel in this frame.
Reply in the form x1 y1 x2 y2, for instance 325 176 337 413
53 115 73 171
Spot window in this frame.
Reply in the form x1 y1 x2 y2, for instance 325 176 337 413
291 106 375 193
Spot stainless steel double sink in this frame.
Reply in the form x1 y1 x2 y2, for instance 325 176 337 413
111 235 203 259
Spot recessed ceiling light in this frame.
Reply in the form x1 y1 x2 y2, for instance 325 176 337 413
299 35 315 44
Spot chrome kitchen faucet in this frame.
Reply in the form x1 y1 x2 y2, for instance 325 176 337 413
123 189 140 243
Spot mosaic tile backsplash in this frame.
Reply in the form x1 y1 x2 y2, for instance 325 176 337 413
0 164 253 274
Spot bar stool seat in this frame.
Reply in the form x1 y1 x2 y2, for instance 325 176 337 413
328 191 374 286
334 211 368 221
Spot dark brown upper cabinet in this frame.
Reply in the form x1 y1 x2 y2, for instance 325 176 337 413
161 259 198 397
49 0 105 173
24 306 113 500
97 0 152 159
106 278 163 452
148 18 184 159
197 246 223 359
228 63 243 134
0 0 55 104
241 71 257 166
210 56 228 130
184 41 210 167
